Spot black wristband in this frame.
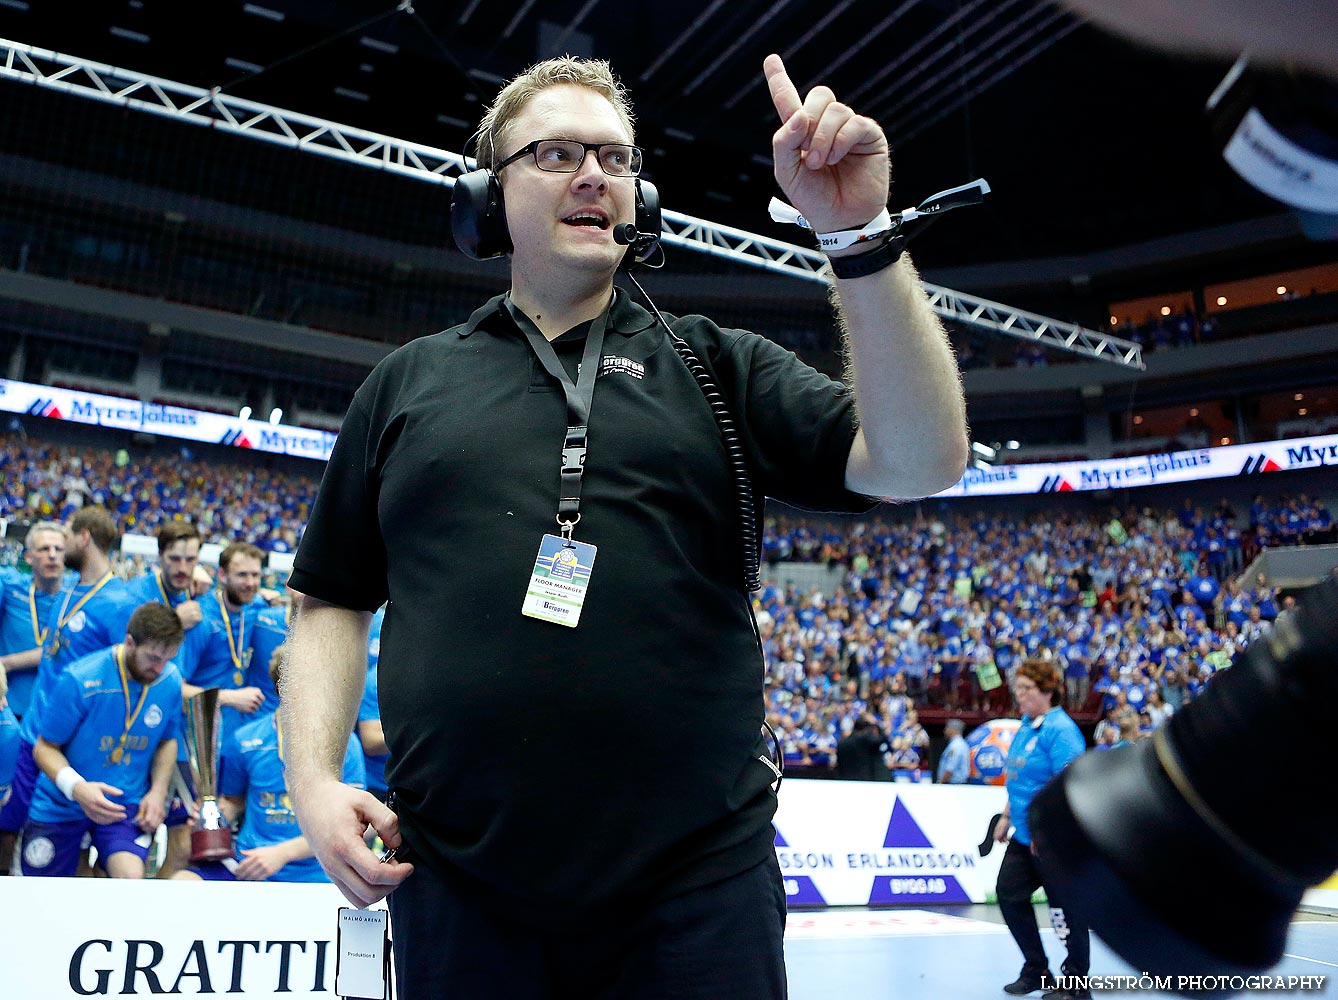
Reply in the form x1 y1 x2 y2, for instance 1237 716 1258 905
826 233 906 279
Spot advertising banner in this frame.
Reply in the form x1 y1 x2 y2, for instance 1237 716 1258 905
935 433 1338 498
1 782 1010 994
4 374 1334 496
0 877 373 998
774 779 1008 907
0 378 336 461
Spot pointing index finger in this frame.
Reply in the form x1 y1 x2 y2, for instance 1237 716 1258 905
764 53 802 123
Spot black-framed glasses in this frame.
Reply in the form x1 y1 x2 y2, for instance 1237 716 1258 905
495 138 643 178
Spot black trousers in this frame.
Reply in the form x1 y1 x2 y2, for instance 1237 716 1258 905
996 838 1090 978
387 855 788 1000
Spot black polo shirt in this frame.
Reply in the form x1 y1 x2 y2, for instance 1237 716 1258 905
291 288 875 916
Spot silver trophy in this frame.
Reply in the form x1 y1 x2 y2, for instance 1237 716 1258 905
184 688 233 861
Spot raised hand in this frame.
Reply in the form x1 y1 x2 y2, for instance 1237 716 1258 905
764 53 890 237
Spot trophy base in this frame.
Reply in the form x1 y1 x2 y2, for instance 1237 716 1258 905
190 828 234 862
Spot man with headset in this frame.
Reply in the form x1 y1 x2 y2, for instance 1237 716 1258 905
282 53 967 997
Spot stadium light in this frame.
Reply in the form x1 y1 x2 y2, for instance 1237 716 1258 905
971 441 997 460
238 406 251 422
268 408 283 425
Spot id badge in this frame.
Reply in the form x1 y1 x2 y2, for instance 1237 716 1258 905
335 907 389 1000
522 533 597 628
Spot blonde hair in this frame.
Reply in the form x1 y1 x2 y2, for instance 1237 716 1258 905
477 56 635 170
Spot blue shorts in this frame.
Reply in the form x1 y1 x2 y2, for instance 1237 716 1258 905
21 817 152 877
187 859 238 881
166 761 198 828
0 740 36 834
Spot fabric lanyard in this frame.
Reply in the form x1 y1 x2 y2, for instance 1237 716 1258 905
504 296 612 538
111 644 149 764
215 590 247 683
28 582 50 647
155 570 184 607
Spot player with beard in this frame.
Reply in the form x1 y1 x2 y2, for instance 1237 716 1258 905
0 522 66 874
0 507 135 868
0 522 68 721
125 522 209 630
126 522 232 878
156 542 268 877
188 542 267 737
20 602 183 878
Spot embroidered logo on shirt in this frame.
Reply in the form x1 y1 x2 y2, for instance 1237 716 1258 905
598 356 645 380
145 705 163 729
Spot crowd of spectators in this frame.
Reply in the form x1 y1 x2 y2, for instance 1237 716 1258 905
0 435 319 554
759 494 1332 779
0 431 1332 790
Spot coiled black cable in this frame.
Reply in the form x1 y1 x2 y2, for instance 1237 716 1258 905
624 271 762 595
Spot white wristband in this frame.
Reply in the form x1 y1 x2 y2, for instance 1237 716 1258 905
815 210 894 251
56 766 84 801
767 198 895 251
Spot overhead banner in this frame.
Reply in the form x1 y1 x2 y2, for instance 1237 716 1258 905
0 377 336 461
773 779 1007 907
2 375 1335 496
935 433 1338 498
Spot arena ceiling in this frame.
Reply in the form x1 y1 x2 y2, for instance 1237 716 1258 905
0 0 1319 274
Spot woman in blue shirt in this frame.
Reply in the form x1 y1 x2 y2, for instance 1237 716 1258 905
993 658 1090 999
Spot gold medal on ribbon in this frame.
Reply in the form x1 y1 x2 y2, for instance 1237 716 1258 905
110 646 148 770
216 592 247 690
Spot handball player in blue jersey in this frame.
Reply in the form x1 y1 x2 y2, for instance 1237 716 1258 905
187 543 267 736
1 670 19 810
0 522 68 721
248 600 291 717
157 540 268 876
357 661 389 803
0 523 67 875
21 602 183 878
0 507 136 869
176 646 365 883
124 521 222 877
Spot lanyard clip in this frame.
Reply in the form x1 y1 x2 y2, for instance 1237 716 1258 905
557 514 580 542
562 426 588 475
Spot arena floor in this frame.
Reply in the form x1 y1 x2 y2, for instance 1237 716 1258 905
784 906 1338 999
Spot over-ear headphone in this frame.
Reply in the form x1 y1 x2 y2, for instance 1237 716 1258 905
450 167 662 266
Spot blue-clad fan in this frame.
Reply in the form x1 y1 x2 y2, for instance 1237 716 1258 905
0 522 68 720
0 508 136 870
21 602 183 878
176 645 365 883
993 658 1090 998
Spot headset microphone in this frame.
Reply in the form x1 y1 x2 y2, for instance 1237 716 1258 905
612 223 640 245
